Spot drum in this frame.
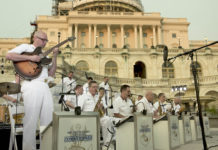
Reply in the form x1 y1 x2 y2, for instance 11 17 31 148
0 104 9 123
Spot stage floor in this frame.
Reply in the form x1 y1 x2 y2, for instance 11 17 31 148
175 128 218 150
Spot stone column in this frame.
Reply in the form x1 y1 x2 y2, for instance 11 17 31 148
74 24 78 48
107 24 111 48
139 25 143 48
134 25 138 48
158 25 162 45
68 24 73 47
94 24 97 47
121 25 124 48
152 25 157 46
88 24 92 48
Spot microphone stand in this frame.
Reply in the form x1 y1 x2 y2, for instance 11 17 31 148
58 73 69 111
74 93 81 115
104 82 109 116
109 85 113 109
135 101 147 115
167 41 218 150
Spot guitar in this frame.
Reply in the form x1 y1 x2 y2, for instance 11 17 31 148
13 36 75 80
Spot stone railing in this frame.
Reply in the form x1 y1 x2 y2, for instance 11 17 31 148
70 11 161 17
59 59 218 88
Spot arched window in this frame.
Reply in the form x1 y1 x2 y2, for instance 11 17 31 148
80 43 86 48
76 60 89 71
143 44 147 48
134 61 146 78
112 44 117 48
105 61 118 76
99 43 104 49
126 44 130 49
162 62 174 78
190 61 202 76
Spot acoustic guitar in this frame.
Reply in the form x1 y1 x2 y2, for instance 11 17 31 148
13 36 75 80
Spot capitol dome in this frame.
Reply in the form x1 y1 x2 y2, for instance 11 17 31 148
53 0 144 14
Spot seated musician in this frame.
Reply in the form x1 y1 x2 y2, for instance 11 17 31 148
153 93 171 116
173 97 181 114
137 95 143 101
136 91 156 115
65 84 83 111
113 84 133 119
78 81 116 148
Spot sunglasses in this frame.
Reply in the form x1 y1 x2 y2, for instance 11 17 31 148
37 36 48 42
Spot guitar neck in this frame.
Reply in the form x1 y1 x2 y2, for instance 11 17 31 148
42 38 70 57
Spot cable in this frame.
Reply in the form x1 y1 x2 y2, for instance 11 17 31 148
208 145 218 149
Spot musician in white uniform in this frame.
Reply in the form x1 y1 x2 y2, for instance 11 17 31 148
113 85 133 119
153 93 171 115
99 77 110 111
173 97 181 114
65 84 83 111
6 31 58 150
83 77 93 94
136 91 156 114
78 81 116 148
63 71 76 93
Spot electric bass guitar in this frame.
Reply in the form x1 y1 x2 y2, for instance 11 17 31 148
13 36 75 80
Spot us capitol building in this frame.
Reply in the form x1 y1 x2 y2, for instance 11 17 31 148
1 0 218 113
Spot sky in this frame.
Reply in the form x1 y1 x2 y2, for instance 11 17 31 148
0 0 217 41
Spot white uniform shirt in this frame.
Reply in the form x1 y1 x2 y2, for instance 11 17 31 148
173 103 181 113
99 82 110 107
78 92 98 111
153 101 171 113
65 94 81 111
8 44 49 82
136 97 154 114
83 83 89 94
113 96 133 117
63 77 76 92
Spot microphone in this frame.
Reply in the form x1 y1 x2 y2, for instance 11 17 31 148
163 46 168 67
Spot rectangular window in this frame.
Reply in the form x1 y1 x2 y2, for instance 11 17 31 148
125 32 129 37
50 31 55 36
81 32 86 37
112 32 116 37
99 32 104 37
172 33 177 38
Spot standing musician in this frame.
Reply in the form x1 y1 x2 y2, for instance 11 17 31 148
6 31 59 150
65 84 83 111
136 91 156 115
153 93 171 116
99 77 110 115
63 71 76 93
83 77 93 94
113 85 133 119
173 97 181 114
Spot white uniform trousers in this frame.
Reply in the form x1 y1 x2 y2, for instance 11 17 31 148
100 116 120 145
22 81 53 150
